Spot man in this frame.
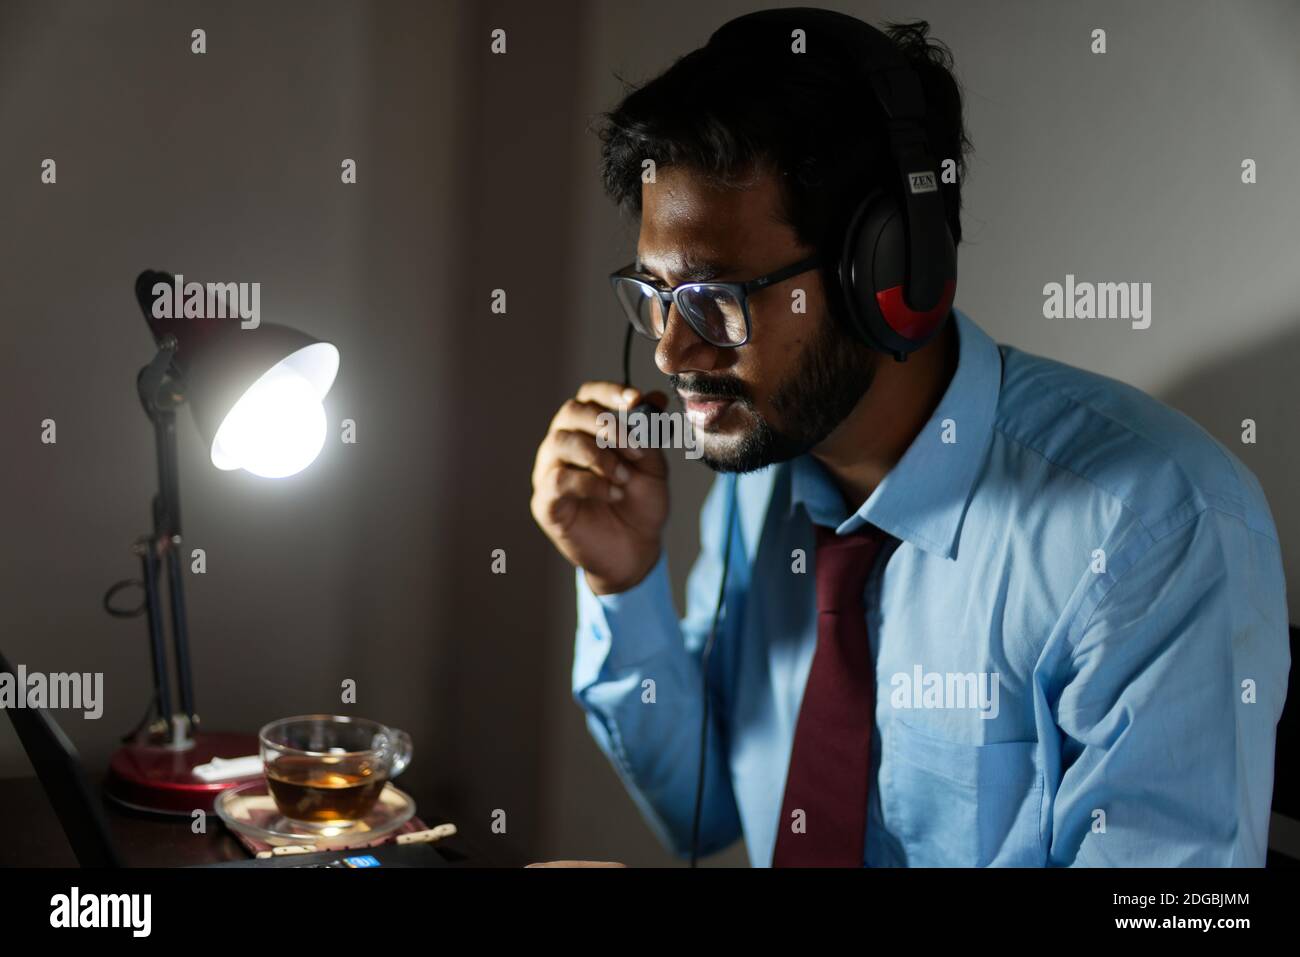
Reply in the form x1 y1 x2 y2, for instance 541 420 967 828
529 8 1289 866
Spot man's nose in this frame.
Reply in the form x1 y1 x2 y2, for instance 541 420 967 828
654 302 721 376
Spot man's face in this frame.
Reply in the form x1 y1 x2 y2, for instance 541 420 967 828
638 163 879 472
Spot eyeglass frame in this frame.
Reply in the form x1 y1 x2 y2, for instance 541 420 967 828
608 253 824 348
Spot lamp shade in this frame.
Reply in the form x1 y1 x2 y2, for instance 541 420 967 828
135 270 340 477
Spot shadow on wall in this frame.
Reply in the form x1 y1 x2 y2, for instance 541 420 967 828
1158 317 1299 597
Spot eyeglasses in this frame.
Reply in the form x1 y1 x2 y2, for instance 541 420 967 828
608 254 823 348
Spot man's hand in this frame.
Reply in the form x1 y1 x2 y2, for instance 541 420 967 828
524 860 628 868
530 381 669 595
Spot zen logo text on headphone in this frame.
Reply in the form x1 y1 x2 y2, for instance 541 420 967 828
907 170 938 194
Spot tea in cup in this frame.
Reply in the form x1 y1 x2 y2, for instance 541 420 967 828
259 715 413 825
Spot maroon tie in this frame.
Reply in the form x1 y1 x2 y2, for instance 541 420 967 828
773 522 889 867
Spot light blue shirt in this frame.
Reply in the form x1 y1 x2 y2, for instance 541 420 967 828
571 308 1290 866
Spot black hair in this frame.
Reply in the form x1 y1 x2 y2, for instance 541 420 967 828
596 13 973 277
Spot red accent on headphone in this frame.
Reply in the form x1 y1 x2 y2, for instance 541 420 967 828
874 279 957 340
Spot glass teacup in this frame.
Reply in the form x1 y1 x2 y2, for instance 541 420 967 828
259 715 413 827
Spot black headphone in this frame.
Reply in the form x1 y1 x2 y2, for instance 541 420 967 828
708 8 958 361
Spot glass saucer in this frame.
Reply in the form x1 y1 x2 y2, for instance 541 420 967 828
214 778 416 849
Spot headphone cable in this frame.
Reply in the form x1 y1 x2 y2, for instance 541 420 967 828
621 321 738 867
689 473 737 867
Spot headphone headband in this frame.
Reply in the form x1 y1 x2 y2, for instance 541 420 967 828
707 7 958 358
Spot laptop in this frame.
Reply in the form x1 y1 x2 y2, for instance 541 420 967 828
0 652 449 868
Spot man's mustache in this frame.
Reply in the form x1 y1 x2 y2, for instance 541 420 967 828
669 373 751 403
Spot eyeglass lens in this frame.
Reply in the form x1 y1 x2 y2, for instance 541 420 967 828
614 279 746 346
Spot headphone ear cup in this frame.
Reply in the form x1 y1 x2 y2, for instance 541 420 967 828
839 189 957 357
838 189 895 352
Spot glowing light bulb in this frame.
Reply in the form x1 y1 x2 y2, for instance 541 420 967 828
210 345 337 478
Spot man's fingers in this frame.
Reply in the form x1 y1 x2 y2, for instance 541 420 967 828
539 385 677 485
550 398 615 437
533 463 619 530
551 463 623 506
550 430 633 486
575 380 638 411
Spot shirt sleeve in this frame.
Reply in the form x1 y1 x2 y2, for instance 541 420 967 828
571 474 744 859
1048 507 1290 866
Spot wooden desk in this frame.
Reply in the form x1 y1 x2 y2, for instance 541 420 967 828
0 773 504 867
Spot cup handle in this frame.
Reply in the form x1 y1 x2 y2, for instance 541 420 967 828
387 728 413 779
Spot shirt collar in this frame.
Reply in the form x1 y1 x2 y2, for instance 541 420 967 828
787 308 1002 560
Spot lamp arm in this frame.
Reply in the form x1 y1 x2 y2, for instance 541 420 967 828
138 336 183 538
125 336 199 743
137 538 173 733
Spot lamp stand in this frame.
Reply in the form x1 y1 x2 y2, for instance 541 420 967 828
104 337 259 815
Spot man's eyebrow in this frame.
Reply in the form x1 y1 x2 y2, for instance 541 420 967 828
635 254 728 285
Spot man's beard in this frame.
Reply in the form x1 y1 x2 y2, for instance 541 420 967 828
671 313 877 473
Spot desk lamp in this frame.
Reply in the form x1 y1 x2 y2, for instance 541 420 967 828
102 270 339 813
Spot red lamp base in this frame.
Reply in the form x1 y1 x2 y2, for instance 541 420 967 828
105 730 262 816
